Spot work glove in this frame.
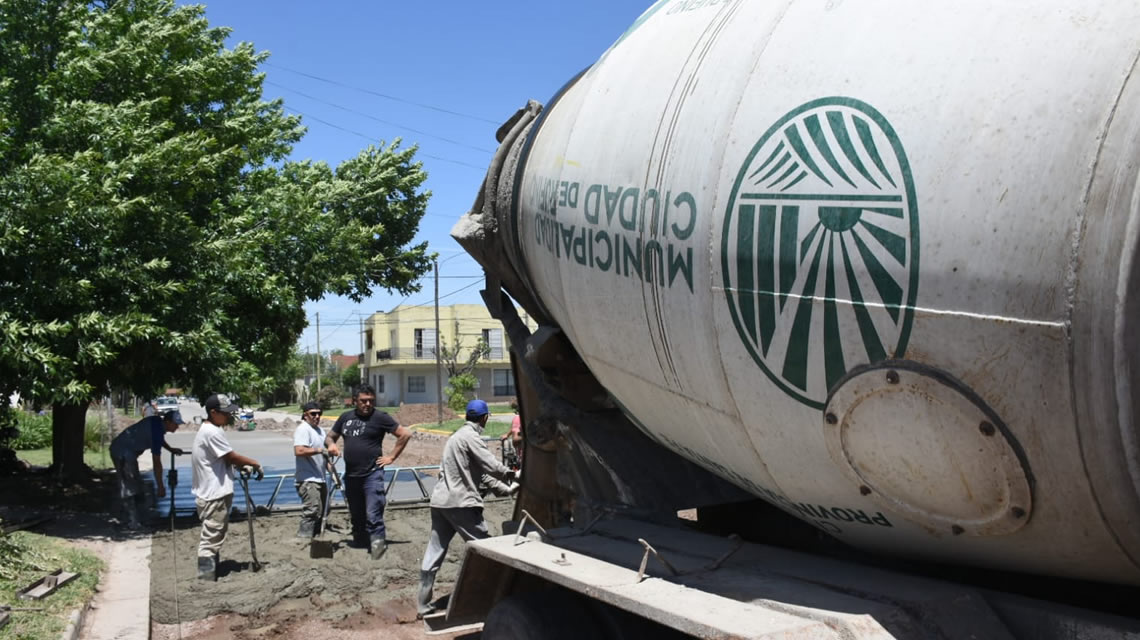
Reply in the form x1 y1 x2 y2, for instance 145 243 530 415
241 465 264 481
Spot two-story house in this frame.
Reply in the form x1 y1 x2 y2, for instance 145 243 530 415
360 303 536 406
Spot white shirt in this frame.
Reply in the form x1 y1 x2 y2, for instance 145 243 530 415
192 423 234 501
293 422 327 484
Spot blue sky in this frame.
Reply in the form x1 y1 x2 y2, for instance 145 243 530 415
185 1 655 355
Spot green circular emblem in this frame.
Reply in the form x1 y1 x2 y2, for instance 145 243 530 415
721 97 919 409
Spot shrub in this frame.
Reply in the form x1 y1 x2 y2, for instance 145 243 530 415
445 373 477 413
316 384 344 411
10 411 51 450
84 415 109 452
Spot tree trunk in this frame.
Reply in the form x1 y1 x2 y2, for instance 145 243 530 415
51 402 88 480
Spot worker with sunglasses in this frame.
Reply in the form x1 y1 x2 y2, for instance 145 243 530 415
293 401 330 538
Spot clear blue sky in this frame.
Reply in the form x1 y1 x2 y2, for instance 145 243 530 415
185 1 655 355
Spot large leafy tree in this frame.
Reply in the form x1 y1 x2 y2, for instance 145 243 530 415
0 0 433 477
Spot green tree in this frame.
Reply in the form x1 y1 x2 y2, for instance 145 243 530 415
439 335 490 379
439 334 489 411
340 363 360 390
445 372 477 413
0 0 432 478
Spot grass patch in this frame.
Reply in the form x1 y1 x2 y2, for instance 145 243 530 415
265 404 398 416
17 447 114 470
487 403 515 414
0 530 103 639
416 418 510 439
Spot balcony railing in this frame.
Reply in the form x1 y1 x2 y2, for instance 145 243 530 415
375 347 438 361
374 347 511 362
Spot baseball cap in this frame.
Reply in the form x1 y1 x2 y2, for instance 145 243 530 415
161 410 186 425
204 393 240 414
465 399 490 417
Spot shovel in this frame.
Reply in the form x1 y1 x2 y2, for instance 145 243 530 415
310 454 342 559
237 465 264 571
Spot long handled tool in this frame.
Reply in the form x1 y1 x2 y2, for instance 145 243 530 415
237 466 263 571
310 455 342 559
167 450 182 631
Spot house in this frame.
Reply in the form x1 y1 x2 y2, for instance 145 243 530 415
329 353 360 373
360 303 536 406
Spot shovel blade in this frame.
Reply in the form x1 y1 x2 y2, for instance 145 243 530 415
310 536 335 559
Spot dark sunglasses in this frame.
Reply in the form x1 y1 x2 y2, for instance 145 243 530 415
305 411 322 417
355 398 375 404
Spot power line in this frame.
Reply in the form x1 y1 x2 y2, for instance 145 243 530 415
266 81 496 154
320 310 365 342
265 62 501 125
404 279 482 308
284 107 487 171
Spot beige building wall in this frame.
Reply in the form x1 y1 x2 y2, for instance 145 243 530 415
361 303 535 406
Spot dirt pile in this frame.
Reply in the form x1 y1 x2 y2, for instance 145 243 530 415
248 416 296 432
394 403 457 427
394 431 453 468
151 499 515 639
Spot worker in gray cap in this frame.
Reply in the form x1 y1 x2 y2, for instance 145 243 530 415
110 409 185 529
417 399 517 617
192 393 261 580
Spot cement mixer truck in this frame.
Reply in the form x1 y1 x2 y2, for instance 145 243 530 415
432 1 1140 637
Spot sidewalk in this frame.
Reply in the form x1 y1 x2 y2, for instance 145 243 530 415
5 510 155 640
81 534 153 640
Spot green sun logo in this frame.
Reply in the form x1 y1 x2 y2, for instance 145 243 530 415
722 98 919 409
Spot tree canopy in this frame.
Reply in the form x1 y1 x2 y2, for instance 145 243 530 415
0 0 433 474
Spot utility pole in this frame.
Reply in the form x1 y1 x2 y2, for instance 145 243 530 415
434 258 443 426
316 312 322 393
359 315 366 388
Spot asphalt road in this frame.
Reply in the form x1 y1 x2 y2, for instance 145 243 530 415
149 404 438 518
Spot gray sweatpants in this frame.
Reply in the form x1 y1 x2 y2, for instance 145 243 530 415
420 507 490 573
112 455 146 525
113 455 145 499
196 494 234 558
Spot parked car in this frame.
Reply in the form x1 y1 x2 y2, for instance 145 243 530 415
155 396 179 412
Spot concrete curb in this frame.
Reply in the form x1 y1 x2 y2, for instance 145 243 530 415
59 604 87 640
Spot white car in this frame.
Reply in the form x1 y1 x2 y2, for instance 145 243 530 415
155 396 179 412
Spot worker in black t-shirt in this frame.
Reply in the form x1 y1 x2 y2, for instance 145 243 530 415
325 384 412 559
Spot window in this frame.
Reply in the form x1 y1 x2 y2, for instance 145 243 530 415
374 374 385 394
482 328 504 359
414 328 437 359
365 329 373 350
408 375 426 393
492 369 515 396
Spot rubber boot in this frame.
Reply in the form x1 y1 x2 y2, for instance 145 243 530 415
124 507 142 530
416 570 437 618
296 520 316 539
197 555 216 581
370 536 388 560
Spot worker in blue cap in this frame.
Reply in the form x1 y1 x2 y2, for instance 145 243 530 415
416 399 517 618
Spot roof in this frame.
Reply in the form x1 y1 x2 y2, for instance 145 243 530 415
330 354 360 370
